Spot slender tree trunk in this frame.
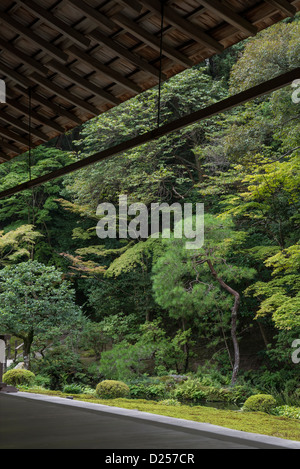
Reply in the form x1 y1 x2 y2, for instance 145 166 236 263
181 317 189 373
206 259 240 386
23 331 34 370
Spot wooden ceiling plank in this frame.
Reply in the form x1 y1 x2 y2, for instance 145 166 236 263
67 0 117 32
112 13 194 68
15 0 91 48
0 37 49 76
115 0 143 14
198 0 258 36
4 97 65 133
46 59 121 106
29 72 101 116
0 124 29 147
140 0 224 53
0 109 48 141
14 85 83 127
0 151 11 161
67 44 142 94
0 140 21 155
0 59 32 89
264 0 296 16
89 29 164 80
0 10 68 63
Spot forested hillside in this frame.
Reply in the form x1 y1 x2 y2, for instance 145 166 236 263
0 17 299 402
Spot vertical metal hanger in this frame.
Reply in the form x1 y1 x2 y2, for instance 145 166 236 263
157 0 166 129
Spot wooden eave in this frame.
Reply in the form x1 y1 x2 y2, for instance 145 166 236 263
0 0 299 162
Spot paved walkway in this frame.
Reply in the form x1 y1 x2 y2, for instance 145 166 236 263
1 392 300 450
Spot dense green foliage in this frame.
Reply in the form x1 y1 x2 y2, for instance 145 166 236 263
3 369 35 387
242 394 277 413
95 380 130 399
0 18 299 417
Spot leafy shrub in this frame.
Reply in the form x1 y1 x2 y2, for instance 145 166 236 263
33 374 51 389
3 369 35 387
96 380 130 399
173 379 207 403
271 405 300 420
129 382 167 400
32 346 86 390
242 394 277 413
62 383 83 394
159 399 181 406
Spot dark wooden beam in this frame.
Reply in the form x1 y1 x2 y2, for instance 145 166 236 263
0 59 32 89
0 10 68 63
0 36 49 76
0 109 48 141
264 0 296 16
13 85 82 127
29 72 101 116
3 97 65 133
140 0 224 53
0 67 298 199
112 13 194 68
15 0 91 48
198 0 258 36
0 151 11 161
67 0 116 32
89 29 164 80
0 140 21 155
0 123 29 147
67 45 142 94
46 60 121 106
115 0 143 14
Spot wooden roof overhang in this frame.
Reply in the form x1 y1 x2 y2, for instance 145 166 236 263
0 0 299 173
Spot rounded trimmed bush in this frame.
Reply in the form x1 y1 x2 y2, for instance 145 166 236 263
3 369 35 387
243 394 277 413
95 380 130 399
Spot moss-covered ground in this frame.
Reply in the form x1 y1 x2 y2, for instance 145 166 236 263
18 388 300 442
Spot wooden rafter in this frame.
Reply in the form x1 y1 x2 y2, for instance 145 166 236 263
0 59 32 89
0 109 48 141
67 0 117 32
13 86 82 127
46 60 121 106
88 29 164 80
139 0 224 53
15 0 91 48
0 140 21 155
0 124 29 147
29 72 101 116
3 97 65 133
0 10 68 63
115 0 143 14
112 13 194 68
0 0 298 163
67 45 142 94
264 0 296 16
0 152 11 161
0 36 49 76
198 0 258 36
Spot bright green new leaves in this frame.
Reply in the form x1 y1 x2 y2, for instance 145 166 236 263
248 244 300 330
0 225 42 267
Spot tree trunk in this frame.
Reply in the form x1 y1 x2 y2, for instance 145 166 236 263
23 331 34 370
206 259 240 386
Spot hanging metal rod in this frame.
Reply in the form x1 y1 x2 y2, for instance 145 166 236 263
0 67 299 200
